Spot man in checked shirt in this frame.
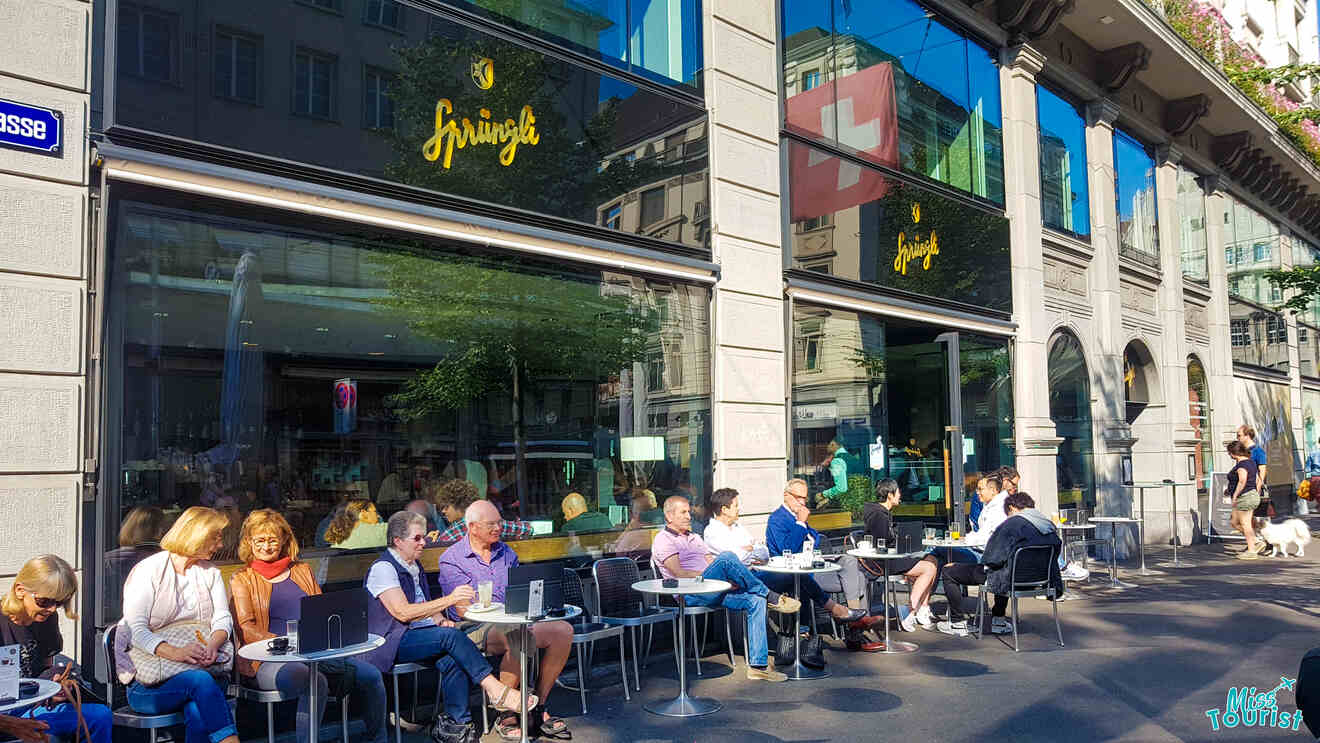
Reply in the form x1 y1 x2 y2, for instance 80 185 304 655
428 479 534 545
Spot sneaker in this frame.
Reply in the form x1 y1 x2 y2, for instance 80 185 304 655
915 604 934 628
1061 563 1090 581
936 619 969 637
898 606 918 633
768 594 802 614
747 665 788 682
991 617 1014 635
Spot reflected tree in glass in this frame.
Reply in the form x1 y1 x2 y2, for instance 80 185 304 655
370 251 658 506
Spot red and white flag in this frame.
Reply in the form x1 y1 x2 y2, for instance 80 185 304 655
785 63 900 221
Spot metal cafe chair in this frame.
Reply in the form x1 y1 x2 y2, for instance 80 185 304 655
101 625 186 743
555 568 631 714
590 557 677 691
974 544 1065 652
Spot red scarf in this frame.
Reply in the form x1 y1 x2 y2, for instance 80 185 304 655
250 556 292 580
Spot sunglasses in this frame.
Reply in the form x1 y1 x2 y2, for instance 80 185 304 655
407 534 426 542
32 596 61 609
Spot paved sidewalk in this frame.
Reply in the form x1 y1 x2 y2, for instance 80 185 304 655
453 541 1320 743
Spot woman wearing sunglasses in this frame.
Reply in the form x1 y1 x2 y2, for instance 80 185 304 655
230 510 389 743
0 555 113 743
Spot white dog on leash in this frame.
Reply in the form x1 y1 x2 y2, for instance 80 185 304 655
1254 518 1313 557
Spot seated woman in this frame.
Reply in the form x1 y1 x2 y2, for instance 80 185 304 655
861 478 941 632
230 510 387 743
117 506 239 743
325 498 388 550
0 555 113 743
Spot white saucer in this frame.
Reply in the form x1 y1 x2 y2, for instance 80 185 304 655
465 602 504 615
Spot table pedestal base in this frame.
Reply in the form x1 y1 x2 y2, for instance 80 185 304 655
783 661 830 680
645 694 722 717
878 639 920 654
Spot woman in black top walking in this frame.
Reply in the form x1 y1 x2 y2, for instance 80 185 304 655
1226 441 1261 559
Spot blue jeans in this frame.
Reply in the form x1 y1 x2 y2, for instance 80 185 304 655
25 702 112 743
395 625 493 723
686 552 771 666
253 657 386 743
127 669 237 743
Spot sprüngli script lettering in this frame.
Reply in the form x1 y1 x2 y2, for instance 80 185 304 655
894 230 939 275
421 99 540 169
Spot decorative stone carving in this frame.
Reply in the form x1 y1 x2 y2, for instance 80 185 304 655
1164 94 1211 136
1120 282 1157 317
1096 43 1151 91
1185 303 1208 333
1211 131 1252 171
1044 258 1088 299
997 0 1075 42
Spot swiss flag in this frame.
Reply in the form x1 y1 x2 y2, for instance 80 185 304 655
786 63 900 221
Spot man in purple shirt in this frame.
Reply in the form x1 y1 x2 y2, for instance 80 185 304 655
438 501 572 740
652 495 801 682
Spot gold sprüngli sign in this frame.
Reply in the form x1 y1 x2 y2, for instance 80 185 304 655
421 58 541 169
894 201 940 275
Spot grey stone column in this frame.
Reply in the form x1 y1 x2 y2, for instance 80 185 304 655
1201 183 1239 477
999 44 1062 514
703 0 787 534
0 0 92 660
1084 99 1138 529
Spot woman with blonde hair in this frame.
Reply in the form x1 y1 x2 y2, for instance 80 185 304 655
325 498 387 549
104 506 171 622
230 510 388 743
0 555 113 743
116 506 238 743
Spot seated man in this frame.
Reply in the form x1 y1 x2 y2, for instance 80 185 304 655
364 511 531 743
560 492 613 533
653 495 801 682
431 480 533 545
766 479 870 616
937 491 1063 636
964 474 1008 550
700 487 769 566
862 478 942 632
438 501 573 741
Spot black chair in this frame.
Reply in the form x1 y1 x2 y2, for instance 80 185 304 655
975 544 1065 652
590 557 676 691
647 555 738 676
555 568 630 714
101 625 188 743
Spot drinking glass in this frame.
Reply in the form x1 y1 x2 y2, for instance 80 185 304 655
924 527 936 542
950 530 961 540
478 580 493 609
875 539 886 554
286 620 299 652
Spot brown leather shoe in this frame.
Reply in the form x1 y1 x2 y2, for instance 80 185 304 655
848 615 881 630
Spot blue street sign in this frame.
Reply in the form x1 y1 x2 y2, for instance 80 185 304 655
0 97 62 156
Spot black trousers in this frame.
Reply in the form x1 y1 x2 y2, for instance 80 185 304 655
942 562 1008 620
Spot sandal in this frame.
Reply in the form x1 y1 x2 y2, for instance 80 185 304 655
495 714 522 742
530 704 569 737
488 683 539 714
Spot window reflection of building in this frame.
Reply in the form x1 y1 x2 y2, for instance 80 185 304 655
1048 331 1095 509
1113 129 1159 267
1037 85 1090 237
1187 356 1211 494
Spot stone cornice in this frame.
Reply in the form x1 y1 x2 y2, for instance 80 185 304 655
1155 143 1182 167
1000 43 1047 77
1086 98 1122 128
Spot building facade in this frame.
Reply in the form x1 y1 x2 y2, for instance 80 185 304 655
3 0 1320 662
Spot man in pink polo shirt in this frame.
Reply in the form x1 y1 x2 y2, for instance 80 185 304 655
651 495 800 682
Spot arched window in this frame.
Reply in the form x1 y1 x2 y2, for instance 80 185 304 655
1049 331 1095 509
1187 355 1211 494
1123 340 1159 423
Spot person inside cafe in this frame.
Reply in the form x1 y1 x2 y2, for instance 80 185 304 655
652 495 802 682
437 501 571 741
116 506 239 743
937 491 1062 636
766 479 869 614
405 497 440 533
0 555 113 743
432 480 533 544
814 438 862 508
104 506 169 621
325 498 388 550
560 492 613 533
861 479 942 632
610 490 659 557
229 510 388 743
365 510 533 743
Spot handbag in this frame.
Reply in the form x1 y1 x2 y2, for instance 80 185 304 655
127 620 233 686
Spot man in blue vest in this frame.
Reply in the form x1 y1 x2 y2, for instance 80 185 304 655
365 511 533 743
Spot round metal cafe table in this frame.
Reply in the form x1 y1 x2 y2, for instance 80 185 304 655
631 578 731 718
847 549 926 654
752 561 842 679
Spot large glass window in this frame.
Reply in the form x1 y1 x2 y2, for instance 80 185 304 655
789 303 1013 522
1187 356 1211 495
1036 85 1089 237
1230 297 1289 370
781 0 1004 204
99 188 713 622
1178 167 1208 281
1048 331 1095 509
110 6 710 252
1223 195 1281 305
786 140 1012 314
1113 130 1159 267
445 0 703 90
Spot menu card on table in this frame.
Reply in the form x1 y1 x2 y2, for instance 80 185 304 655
0 644 18 701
